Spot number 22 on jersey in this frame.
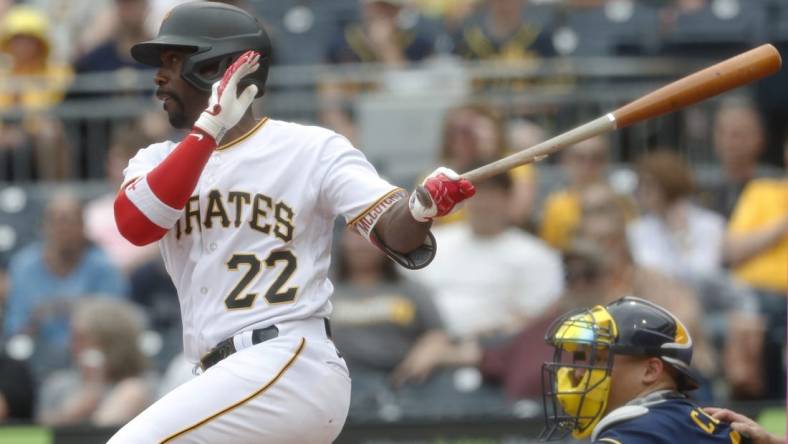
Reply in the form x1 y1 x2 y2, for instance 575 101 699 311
224 251 298 309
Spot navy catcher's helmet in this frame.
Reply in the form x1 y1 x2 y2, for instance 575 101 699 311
541 296 700 440
604 297 699 390
131 2 272 96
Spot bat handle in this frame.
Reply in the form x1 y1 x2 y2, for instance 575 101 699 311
462 114 618 183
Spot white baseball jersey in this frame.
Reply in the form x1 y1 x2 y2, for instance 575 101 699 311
124 118 403 363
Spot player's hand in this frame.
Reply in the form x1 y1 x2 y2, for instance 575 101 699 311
704 408 784 444
409 167 475 222
194 50 260 143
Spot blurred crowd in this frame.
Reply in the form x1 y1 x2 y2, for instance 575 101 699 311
0 0 785 429
1 0 788 180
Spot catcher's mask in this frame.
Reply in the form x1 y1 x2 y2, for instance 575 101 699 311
540 296 699 441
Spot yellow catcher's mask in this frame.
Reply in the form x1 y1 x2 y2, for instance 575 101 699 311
541 297 700 441
541 305 618 440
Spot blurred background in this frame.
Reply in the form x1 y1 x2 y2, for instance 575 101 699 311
0 0 785 442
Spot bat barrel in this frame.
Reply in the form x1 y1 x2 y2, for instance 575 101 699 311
461 44 781 185
612 44 782 129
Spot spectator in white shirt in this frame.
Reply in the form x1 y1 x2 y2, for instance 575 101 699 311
628 150 726 281
409 172 563 339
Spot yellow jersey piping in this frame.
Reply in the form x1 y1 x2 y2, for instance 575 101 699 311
159 337 305 443
216 117 269 151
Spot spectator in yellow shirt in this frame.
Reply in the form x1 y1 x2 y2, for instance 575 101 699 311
0 6 73 180
0 5 72 110
725 179 788 293
539 135 609 250
723 139 788 400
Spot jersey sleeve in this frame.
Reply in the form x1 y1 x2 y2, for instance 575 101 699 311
122 141 175 187
317 134 435 269
317 134 402 223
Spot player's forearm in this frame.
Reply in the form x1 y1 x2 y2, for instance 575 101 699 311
115 129 217 245
374 199 432 253
376 166 475 254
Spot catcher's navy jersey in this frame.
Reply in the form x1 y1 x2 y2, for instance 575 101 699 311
593 395 743 444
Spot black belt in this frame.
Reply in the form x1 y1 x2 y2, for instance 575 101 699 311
200 319 332 371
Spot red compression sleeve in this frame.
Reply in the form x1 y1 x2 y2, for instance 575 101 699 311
114 194 168 246
114 129 217 245
146 129 217 208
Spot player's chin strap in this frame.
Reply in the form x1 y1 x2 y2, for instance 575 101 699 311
590 390 685 441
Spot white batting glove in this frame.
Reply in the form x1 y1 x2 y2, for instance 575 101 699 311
194 50 260 143
409 167 476 222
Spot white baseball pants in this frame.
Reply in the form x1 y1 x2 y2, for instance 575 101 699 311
109 319 351 443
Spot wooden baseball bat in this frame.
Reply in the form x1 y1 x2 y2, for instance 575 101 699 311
462 44 782 183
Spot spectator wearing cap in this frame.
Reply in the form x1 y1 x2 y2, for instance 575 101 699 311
0 5 73 110
0 5 73 180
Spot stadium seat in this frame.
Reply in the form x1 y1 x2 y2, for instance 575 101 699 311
559 2 661 56
660 0 768 58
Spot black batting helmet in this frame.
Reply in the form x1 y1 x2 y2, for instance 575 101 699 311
131 2 272 96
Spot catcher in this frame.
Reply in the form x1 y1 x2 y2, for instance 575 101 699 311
540 296 745 443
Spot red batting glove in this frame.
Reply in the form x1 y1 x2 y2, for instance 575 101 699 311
409 167 476 222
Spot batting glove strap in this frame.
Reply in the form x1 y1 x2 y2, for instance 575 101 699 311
194 50 260 143
409 167 476 222
194 113 227 143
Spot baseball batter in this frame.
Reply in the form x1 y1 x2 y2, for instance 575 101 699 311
110 3 474 443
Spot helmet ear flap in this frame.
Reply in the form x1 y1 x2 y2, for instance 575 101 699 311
181 54 235 92
183 52 265 97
